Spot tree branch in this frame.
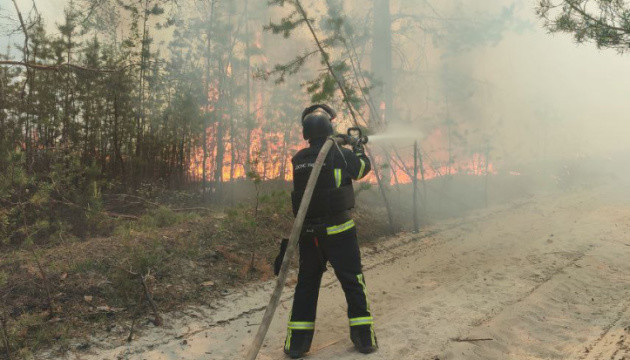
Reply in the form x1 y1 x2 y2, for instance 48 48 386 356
0 60 118 73
10 0 30 97
10 0 29 62
294 0 362 128
564 0 628 33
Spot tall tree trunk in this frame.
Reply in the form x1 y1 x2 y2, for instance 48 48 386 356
280 129 289 181
113 93 125 184
413 141 419 232
213 59 229 199
228 77 236 184
447 121 453 176
213 117 225 190
484 143 490 208
202 0 216 197
245 0 253 173
138 0 150 160
418 146 427 208
371 0 393 127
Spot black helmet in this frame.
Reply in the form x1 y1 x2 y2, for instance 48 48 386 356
302 108 333 140
301 104 336 140
301 104 337 122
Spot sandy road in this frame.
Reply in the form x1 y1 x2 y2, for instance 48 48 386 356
66 185 630 360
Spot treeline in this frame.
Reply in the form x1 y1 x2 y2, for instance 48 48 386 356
1 0 304 188
0 0 306 246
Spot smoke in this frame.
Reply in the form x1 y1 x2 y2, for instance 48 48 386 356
383 0 630 168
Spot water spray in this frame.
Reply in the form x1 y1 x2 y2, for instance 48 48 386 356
368 129 424 143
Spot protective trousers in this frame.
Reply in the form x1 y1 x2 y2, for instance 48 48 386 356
284 221 376 354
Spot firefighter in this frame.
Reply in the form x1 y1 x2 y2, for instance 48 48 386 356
280 104 377 358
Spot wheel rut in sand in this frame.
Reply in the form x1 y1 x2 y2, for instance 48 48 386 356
579 300 630 360
444 228 630 360
469 250 588 330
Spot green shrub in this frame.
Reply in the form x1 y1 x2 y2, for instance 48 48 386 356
0 149 106 247
140 206 180 228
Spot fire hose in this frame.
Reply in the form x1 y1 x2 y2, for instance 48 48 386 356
245 131 368 360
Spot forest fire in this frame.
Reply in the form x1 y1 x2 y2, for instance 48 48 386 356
189 83 494 185
188 128 297 183
188 126 494 185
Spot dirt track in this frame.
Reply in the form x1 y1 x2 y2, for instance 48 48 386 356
64 185 630 360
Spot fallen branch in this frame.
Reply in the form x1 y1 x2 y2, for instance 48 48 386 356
103 194 160 207
105 212 139 220
451 337 493 342
171 207 213 212
140 271 163 327
50 198 139 220
119 267 163 329
104 194 212 213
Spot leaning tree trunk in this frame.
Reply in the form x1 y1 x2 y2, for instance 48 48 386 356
294 0 396 234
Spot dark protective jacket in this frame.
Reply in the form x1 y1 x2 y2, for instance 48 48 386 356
291 138 371 226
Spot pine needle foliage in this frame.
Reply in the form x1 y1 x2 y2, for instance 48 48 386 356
262 0 371 113
537 0 630 53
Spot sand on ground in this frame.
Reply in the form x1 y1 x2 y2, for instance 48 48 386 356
56 185 630 360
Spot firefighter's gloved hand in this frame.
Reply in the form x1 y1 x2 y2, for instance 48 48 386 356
353 141 365 155
274 238 289 276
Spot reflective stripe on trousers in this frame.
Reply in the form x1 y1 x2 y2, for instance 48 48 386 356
353 274 376 346
285 321 315 350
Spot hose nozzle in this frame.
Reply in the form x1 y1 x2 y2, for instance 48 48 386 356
347 127 369 145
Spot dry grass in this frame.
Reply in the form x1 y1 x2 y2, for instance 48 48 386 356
0 191 391 358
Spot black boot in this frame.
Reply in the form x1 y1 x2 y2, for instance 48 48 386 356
350 325 378 354
284 329 314 358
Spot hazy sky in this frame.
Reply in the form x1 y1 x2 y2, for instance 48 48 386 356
467 1 630 158
1 0 629 160
1 0 67 50
2 0 66 29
